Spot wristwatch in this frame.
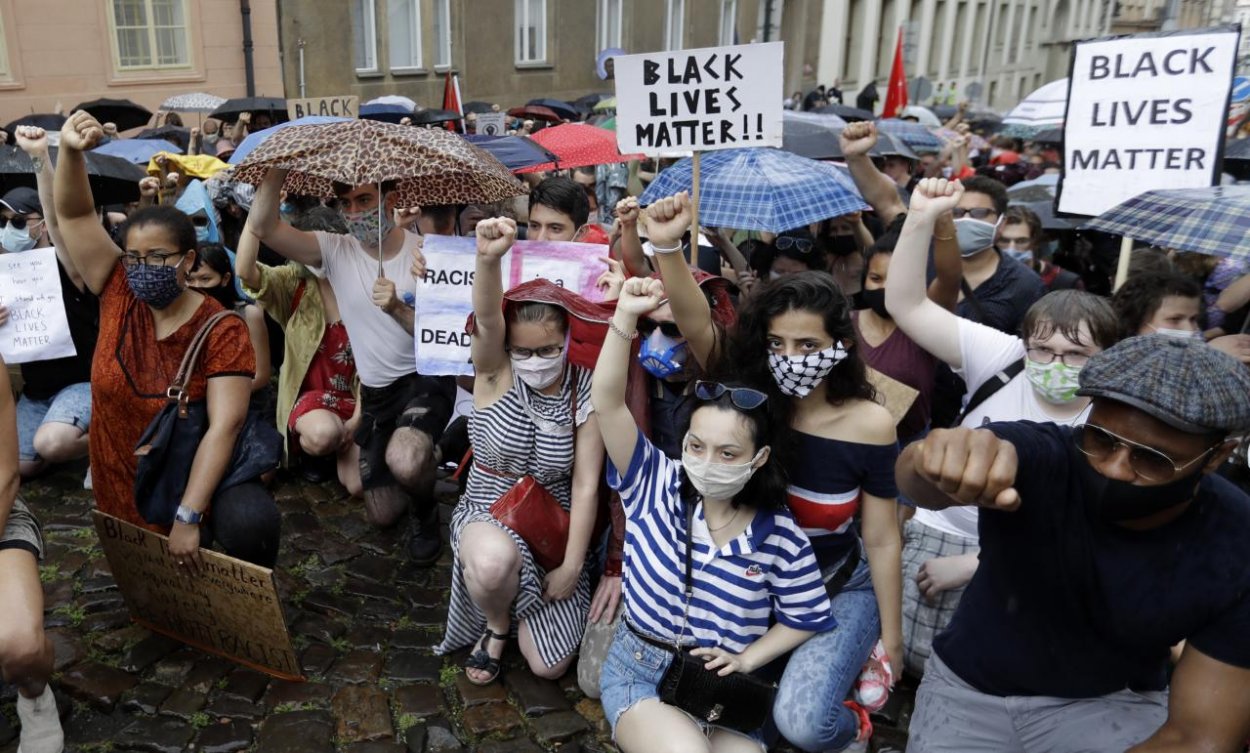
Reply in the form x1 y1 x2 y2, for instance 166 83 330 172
174 506 203 525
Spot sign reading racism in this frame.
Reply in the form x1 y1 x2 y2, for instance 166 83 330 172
415 236 608 376
93 512 303 681
0 247 76 364
1057 26 1240 216
614 42 784 155
287 95 360 120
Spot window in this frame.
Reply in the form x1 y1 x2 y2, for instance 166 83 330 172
598 0 622 50
665 0 685 50
719 0 737 45
515 0 547 64
434 0 452 69
109 0 190 70
388 0 421 70
0 10 8 78
352 0 378 73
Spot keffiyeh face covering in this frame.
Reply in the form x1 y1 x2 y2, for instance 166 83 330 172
768 342 849 398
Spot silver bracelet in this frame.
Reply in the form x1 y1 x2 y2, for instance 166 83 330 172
650 241 683 255
608 319 639 341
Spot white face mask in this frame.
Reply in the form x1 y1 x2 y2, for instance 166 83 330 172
1148 323 1202 340
511 353 564 390
681 437 766 501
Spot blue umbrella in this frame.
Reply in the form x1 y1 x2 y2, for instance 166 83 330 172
640 148 870 233
1083 185 1250 258
360 103 413 124
93 138 182 164
875 118 943 154
228 116 352 165
463 134 559 172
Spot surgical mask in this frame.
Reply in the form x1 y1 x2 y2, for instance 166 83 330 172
955 217 1000 257
768 342 849 398
511 353 564 391
1148 324 1202 340
125 262 184 310
1002 247 1034 266
681 440 766 501
769 270 783 281
1077 454 1204 523
1023 358 1082 404
1 220 39 252
858 287 890 320
639 330 687 379
195 226 212 244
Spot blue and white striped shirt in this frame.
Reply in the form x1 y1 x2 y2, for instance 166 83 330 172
607 431 837 653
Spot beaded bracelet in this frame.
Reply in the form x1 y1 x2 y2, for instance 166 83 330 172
609 319 639 341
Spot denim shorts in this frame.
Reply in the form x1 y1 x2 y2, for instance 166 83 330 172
16 383 91 462
600 623 765 747
0 497 44 560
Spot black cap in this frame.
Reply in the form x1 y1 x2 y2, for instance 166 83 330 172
0 187 41 216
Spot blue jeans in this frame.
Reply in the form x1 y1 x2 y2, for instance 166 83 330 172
772 556 881 752
16 383 91 462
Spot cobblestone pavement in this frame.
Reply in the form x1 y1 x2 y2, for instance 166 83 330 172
5 464 914 752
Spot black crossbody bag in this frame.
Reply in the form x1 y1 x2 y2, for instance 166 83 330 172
657 503 778 733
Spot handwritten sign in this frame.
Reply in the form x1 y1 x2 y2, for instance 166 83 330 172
477 112 507 136
287 95 359 120
614 42 784 155
0 248 75 364
93 512 303 681
1057 26 1240 216
415 236 607 376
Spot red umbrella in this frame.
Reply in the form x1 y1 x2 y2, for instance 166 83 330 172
515 123 642 174
507 105 563 123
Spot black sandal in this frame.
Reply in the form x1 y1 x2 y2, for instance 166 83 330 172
464 628 508 686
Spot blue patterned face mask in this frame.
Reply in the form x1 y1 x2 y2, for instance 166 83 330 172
342 194 395 247
125 261 184 309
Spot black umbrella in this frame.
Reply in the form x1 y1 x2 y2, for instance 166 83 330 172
932 104 959 120
573 93 611 110
526 98 579 120
966 110 1004 133
1029 128 1063 145
463 101 496 115
136 125 192 152
816 104 875 122
3 114 67 143
1224 138 1250 160
410 108 463 125
0 145 146 204
209 96 287 124
782 117 841 160
73 98 153 131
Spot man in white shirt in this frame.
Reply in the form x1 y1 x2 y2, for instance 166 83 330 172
250 169 455 565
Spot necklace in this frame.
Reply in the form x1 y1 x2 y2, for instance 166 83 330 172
705 505 740 533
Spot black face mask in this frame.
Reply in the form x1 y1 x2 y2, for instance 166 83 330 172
1077 453 1205 524
858 287 891 320
828 235 859 256
201 284 237 309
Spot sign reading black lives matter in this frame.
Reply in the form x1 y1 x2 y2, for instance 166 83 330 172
1057 25 1240 216
614 42 784 155
93 512 303 680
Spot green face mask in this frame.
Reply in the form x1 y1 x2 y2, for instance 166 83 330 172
1024 358 1082 404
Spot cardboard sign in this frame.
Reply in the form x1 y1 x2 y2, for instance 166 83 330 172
477 112 507 136
287 95 359 120
614 42 784 155
1057 26 1240 216
0 248 76 364
865 367 919 427
93 512 303 681
414 235 608 376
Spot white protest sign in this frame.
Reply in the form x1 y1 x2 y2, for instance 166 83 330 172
1057 26 1240 216
0 248 75 364
414 236 607 376
287 95 359 120
614 42 784 155
477 112 507 136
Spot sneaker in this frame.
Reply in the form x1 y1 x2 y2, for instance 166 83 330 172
408 508 443 566
843 699 873 749
853 639 895 712
16 685 63 753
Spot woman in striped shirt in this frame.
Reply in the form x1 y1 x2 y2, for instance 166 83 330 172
592 276 836 752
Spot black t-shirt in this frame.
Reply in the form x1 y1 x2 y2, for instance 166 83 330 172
934 421 1250 698
21 258 99 400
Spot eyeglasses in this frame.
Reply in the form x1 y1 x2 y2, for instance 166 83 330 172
3 216 42 231
951 207 998 220
507 344 564 359
1025 347 1091 367
774 236 814 253
1074 424 1219 482
694 381 768 410
120 250 188 268
638 318 683 339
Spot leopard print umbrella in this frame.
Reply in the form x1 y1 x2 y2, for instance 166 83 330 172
231 119 525 205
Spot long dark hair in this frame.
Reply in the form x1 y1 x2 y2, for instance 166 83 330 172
678 382 791 511
189 243 240 306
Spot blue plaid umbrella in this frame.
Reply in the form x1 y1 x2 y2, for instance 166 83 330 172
875 119 943 153
1084 186 1250 258
640 148 870 233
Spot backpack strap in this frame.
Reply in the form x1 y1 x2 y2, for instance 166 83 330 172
957 360 1026 425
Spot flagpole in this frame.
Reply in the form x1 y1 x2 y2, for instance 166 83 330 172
690 152 701 265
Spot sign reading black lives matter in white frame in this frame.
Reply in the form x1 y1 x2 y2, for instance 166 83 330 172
1057 25 1240 216
614 42 784 156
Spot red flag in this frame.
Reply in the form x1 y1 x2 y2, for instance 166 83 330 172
441 70 463 132
882 27 908 118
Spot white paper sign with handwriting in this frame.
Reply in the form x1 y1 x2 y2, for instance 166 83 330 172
0 248 75 364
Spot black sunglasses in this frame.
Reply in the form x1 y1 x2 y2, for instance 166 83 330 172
950 207 997 220
694 381 768 410
3 216 40 230
774 236 814 253
638 318 683 339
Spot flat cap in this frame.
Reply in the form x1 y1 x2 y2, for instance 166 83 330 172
0 187 40 216
1078 334 1250 434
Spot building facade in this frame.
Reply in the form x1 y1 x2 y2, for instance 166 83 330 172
0 0 283 127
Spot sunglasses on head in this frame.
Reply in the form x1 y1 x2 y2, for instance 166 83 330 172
774 236 814 253
951 207 997 220
638 318 683 338
694 381 768 410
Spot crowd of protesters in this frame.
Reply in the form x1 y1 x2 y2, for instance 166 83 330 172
0 87 1244 753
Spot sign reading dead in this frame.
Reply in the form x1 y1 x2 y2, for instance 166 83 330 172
93 512 303 681
614 42 784 155
1057 25 1240 216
